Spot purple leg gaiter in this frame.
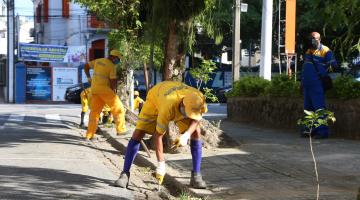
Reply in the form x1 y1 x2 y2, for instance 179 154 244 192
123 139 140 173
190 139 202 173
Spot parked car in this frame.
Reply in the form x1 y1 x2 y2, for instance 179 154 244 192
343 61 360 82
64 82 90 104
215 85 232 103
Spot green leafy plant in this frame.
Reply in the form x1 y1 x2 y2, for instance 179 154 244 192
297 109 336 200
226 76 270 97
227 74 360 100
190 60 217 89
179 191 207 200
264 74 301 98
327 75 360 100
189 60 218 102
202 87 218 103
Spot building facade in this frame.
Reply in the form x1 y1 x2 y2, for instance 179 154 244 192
34 0 110 61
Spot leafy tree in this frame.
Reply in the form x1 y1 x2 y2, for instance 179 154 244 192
73 0 147 72
297 0 360 61
74 0 208 81
151 0 205 80
194 0 262 60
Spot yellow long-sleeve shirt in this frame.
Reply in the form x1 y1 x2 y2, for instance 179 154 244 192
145 81 207 134
88 58 117 94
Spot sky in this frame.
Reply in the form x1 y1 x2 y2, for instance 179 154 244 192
15 0 34 16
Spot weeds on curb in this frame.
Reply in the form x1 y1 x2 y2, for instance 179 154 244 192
178 191 209 200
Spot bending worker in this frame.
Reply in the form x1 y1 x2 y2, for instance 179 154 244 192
79 87 91 128
79 87 113 128
133 90 144 113
84 50 127 140
114 81 208 189
301 32 338 139
101 104 113 126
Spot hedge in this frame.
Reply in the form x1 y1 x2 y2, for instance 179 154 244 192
227 74 360 100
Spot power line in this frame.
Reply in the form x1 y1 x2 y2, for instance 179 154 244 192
15 7 87 11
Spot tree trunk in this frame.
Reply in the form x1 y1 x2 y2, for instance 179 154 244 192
147 42 154 87
175 43 186 82
143 62 150 92
163 20 178 81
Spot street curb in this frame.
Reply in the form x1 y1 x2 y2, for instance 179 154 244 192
98 127 207 198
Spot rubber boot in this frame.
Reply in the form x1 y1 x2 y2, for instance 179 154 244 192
79 112 85 129
114 171 130 188
190 171 207 189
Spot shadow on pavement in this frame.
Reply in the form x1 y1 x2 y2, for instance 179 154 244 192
0 165 130 200
0 116 120 155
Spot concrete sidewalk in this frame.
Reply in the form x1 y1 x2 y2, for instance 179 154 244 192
100 120 360 200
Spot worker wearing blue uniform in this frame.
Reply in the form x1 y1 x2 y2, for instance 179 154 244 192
301 32 338 139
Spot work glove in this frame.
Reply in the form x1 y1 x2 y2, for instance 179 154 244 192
173 131 191 147
155 161 166 185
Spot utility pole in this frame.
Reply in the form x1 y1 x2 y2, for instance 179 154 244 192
260 0 273 80
232 0 241 83
6 0 15 103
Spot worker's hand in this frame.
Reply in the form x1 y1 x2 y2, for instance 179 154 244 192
155 161 166 185
173 131 191 147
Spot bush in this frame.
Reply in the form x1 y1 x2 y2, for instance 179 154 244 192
264 74 301 98
227 74 360 100
227 76 270 97
327 75 360 100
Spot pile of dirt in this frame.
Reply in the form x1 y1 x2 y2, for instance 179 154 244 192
125 110 223 153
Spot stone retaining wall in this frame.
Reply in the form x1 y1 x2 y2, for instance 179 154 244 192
227 97 360 139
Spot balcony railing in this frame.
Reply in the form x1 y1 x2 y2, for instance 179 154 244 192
88 15 108 29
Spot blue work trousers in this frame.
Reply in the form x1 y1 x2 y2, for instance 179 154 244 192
302 83 328 137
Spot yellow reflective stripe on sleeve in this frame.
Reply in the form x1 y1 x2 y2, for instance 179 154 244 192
93 72 109 79
138 117 156 123
164 85 189 96
156 123 168 132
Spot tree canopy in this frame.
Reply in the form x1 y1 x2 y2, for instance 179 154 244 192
73 0 360 73
297 0 360 60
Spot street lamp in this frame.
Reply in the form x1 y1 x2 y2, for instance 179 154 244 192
232 0 241 83
84 32 90 62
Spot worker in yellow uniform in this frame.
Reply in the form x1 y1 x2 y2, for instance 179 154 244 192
133 90 144 113
79 87 113 128
114 81 208 189
79 87 91 128
101 104 113 125
84 50 127 140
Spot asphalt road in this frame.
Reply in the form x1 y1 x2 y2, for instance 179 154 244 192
203 103 227 120
0 104 133 200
